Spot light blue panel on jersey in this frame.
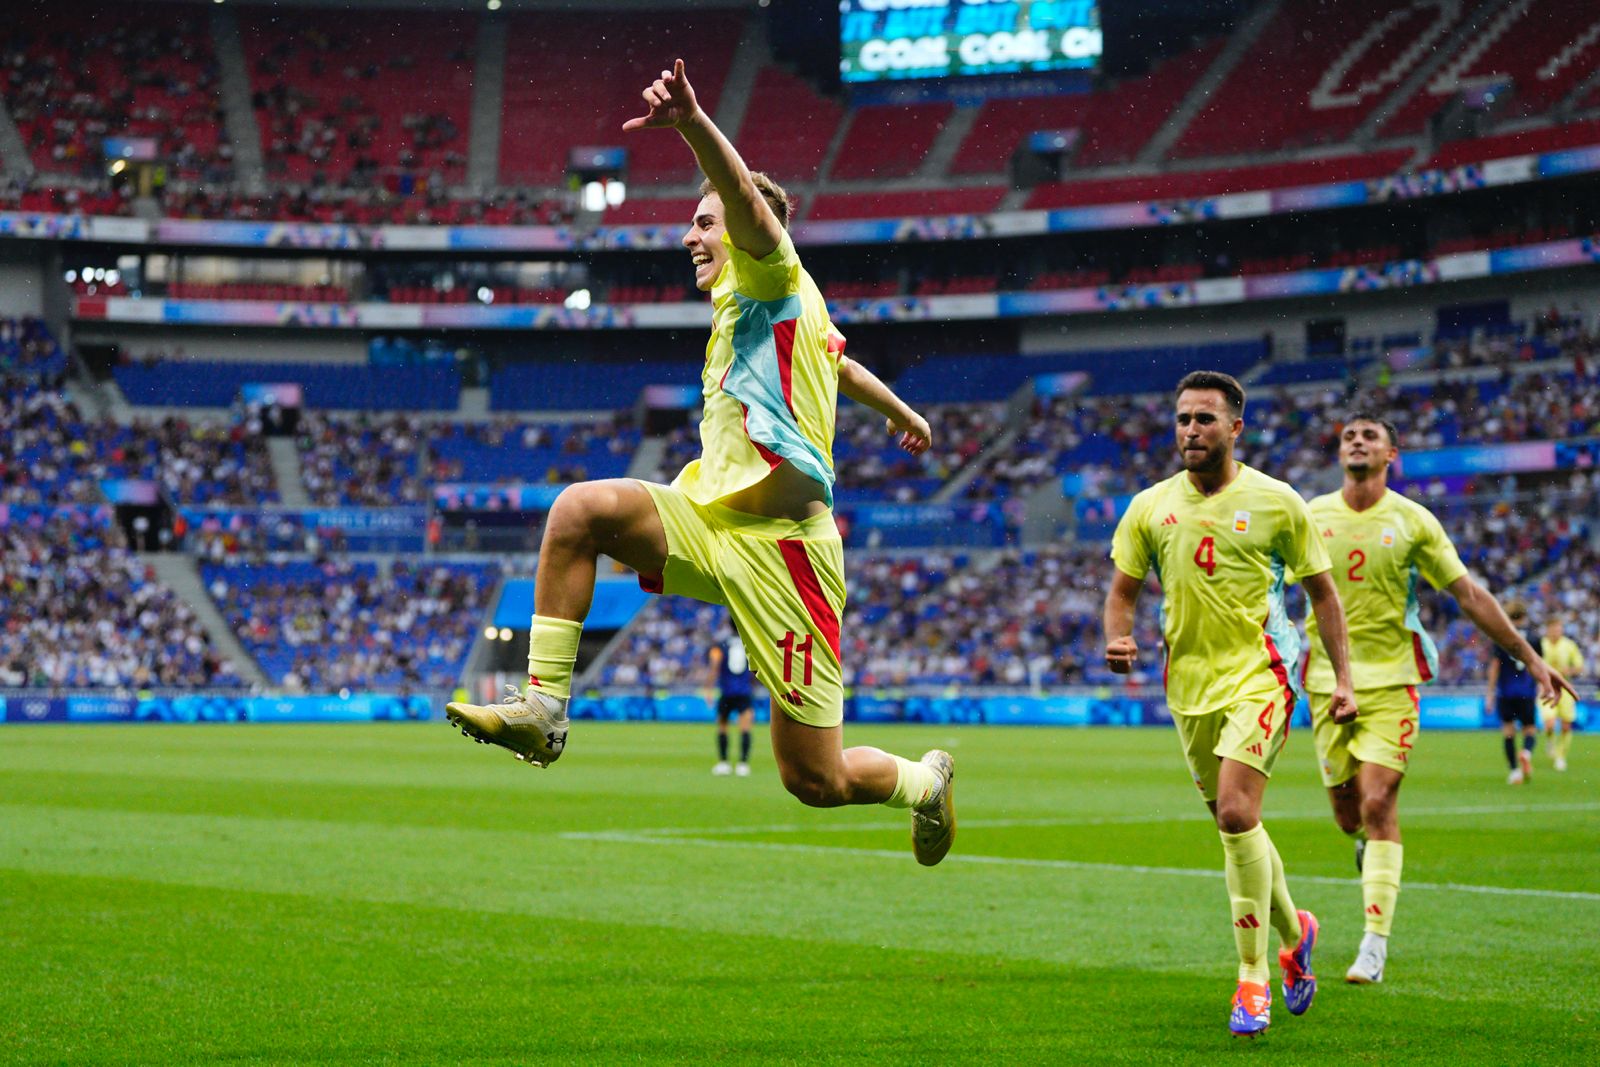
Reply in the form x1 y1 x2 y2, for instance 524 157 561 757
494 577 649 631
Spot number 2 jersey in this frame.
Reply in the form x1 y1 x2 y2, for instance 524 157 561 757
1301 489 1467 693
1111 464 1331 715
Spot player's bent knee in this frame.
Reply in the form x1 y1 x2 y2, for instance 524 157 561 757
777 764 849 808
1214 800 1258 834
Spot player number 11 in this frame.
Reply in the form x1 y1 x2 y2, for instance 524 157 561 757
777 631 814 686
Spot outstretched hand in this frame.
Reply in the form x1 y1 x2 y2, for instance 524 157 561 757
1534 661 1577 708
622 58 700 132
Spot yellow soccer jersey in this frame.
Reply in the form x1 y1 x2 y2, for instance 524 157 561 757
1303 489 1468 692
673 229 846 508
1542 634 1585 715
1111 464 1330 715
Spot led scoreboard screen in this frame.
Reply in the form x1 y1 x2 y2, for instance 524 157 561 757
841 0 1103 85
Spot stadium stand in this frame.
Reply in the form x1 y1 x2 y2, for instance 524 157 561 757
1174 0 1475 158
297 412 425 508
241 9 474 185
1023 151 1413 211
952 41 1221 175
498 12 742 187
1 3 229 180
803 187 1008 222
114 360 461 412
1381 0 1600 135
201 558 496 690
1423 117 1600 170
490 360 699 412
0 517 242 688
828 102 953 181
734 64 845 183
426 419 639 484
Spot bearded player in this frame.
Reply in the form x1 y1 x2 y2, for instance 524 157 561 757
445 60 956 865
1303 413 1574 983
1105 371 1352 1036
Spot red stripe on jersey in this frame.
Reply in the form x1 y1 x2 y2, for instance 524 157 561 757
777 539 841 663
1406 684 1420 711
772 320 797 414
1411 632 1434 682
1261 625 1294 733
826 328 847 362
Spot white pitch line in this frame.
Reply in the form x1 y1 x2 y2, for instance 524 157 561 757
607 800 1600 839
560 831 1600 903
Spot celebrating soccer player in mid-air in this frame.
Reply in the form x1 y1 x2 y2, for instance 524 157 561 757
445 60 957 865
1303 414 1574 984
1103 371 1352 1037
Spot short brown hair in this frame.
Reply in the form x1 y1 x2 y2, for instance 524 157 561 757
699 172 793 229
1175 370 1245 418
1344 410 1400 446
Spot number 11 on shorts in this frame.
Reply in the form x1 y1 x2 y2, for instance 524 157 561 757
777 631 814 686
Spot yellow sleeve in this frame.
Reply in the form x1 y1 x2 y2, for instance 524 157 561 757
1414 508 1470 590
1110 491 1153 581
1280 492 1330 579
724 229 801 303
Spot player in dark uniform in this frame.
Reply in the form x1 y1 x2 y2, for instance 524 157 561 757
710 630 755 777
1487 601 1541 784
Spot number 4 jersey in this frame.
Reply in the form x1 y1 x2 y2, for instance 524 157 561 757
1111 464 1331 715
1301 488 1467 694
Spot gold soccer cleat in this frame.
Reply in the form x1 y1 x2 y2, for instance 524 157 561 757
910 749 956 867
446 684 570 768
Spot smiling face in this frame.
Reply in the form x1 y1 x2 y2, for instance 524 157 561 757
1340 419 1398 477
681 193 729 292
1174 388 1240 474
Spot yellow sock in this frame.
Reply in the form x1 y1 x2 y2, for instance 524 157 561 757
1555 727 1573 762
525 615 582 700
1363 840 1403 936
1220 824 1273 984
883 755 939 809
1266 835 1302 947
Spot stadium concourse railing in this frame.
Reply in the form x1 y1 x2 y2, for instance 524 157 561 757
4 686 1589 733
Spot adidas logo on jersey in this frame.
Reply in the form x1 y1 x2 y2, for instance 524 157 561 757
781 689 806 708
1322 528 1335 538
1161 513 1178 526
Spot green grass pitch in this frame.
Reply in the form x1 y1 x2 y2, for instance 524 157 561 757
3 722 1597 1065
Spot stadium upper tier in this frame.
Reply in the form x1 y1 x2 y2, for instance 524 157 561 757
5 1 1600 230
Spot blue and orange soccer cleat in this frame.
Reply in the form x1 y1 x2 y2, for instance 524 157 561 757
1230 981 1272 1036
1278 909 1320 1015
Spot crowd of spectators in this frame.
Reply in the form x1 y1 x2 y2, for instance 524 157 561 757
203 558 495 691
157 186 572 227
0 318 68 385
0 515 241 689
3 7 231 181
297 412 425 507
1 378 279 507
426 417 638 486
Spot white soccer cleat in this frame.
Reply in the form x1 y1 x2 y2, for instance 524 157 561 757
712 760 732 776
1554 756 1568 772
1518 749 1534 782
1346 932 1388 985
1507 767 1524 785
735 762 750 777
445 684 569 767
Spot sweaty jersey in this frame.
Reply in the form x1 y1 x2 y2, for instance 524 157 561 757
1303 489 1468 692
1111 463 1330 715
673 229 846 508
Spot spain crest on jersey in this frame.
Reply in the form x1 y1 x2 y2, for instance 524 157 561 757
1233 511 1251 533
1381 527 1396 547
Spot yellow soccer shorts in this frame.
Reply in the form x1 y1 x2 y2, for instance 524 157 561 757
1309 685 1420 786
1550 694 1577 725
636 480 846 728
1173 688 1293 802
